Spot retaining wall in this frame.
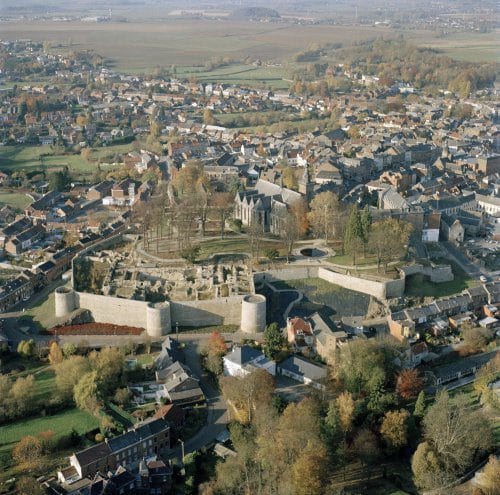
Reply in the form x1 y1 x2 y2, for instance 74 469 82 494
254 267 319 283
254 265 406 300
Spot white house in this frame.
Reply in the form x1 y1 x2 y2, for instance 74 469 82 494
223 346 276 377
476 194 500 217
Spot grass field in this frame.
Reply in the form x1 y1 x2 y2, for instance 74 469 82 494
197 237 284 259
0 145 90 174
421 30 500 62
0 20 399 72
25 286 60 329
177 63 289 89
0 408 99 462
449 382 500 444
0 410 98 482
271 277 371 319
405 259 476 298
0 191 32 211
0 143 135 178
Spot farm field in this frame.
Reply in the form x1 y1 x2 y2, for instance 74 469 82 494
0 19 494 75
420 30 500 62
0 20 397 72
176 63 290 89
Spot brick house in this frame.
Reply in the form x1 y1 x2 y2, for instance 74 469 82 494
63 418 170 480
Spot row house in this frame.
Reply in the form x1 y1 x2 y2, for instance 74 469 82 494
0 271 38 312
62 418 170 481
388 284 496 341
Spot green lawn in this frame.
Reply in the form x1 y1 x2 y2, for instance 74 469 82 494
271 277 370 319
8 364 57 404
0 143 136 179
134 353 156 366
197 237 283 259
176 63 289 89
327 253 381 267
0 408 99 452
0 407 99 482
405 259 476 298
33 368 56 403
0 191 32 211
448 382 500 444
0 145 90 175
25 282 67 329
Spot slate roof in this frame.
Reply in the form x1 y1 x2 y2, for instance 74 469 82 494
254 179 301 205
74 443 112 467
224 345 263 365
278 355 327 382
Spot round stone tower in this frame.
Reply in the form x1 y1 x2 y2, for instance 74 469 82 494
146 302 171 338
54 286 76 318
241 294 266 333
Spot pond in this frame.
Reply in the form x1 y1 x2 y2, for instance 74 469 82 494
300 247 326 258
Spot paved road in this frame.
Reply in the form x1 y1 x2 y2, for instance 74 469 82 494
177 334 228 454
1 279 66 345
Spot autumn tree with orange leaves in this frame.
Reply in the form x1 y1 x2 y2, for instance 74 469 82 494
396 369 424 400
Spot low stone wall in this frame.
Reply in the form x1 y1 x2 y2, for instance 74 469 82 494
400 263 454 283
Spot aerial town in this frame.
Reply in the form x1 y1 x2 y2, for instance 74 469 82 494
0 1 498 494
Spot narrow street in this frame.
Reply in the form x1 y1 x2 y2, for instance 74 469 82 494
177 334 228 454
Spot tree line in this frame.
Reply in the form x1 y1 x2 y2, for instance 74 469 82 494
198 338 497 494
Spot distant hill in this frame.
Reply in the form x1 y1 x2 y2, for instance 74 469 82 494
230 7 281 21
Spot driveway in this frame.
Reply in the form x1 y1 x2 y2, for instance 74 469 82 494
275 375 315 402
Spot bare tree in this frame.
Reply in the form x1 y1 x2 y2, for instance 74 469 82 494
280 210 300 262
210 192 234 240
247 218 265 258
307 191 343 245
